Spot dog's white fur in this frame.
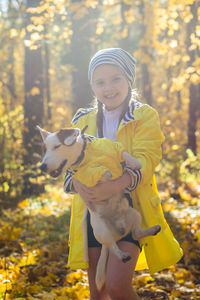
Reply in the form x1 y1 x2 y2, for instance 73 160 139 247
37 126 161 290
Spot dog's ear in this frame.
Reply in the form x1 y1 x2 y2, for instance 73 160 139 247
36 125 50 142
57 129 78 146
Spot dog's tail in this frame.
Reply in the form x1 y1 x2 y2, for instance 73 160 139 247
95 245 109 291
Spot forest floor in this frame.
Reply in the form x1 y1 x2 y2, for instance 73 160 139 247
0 181 200 300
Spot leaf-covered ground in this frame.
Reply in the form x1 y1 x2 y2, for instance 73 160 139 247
0 182 200 300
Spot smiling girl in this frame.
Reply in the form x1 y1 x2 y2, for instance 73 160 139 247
64 48 183 300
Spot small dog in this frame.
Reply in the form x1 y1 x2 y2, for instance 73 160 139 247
37 125 161 290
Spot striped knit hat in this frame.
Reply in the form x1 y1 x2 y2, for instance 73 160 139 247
88 48 136 87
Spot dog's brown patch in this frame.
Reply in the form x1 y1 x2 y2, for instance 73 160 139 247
57 129 76 144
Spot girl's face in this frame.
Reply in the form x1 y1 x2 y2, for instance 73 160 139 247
92 64 129 111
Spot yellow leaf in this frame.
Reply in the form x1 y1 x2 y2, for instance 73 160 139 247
56 107 65 115
174 268 191 280
157 96 165 103
19 251 37 267
9 28 18 38
11 227 22 240
19 29 25 39
27 24 35 32
53 25 60 32
135 273 154 287
170 132 175 137
41 291 56 300
165 120 171 125
18 199 29 208
30 32 41 41
163 202 175 212
112 17 122 25
169 40 177 48
178 187 193 201
190 73 200 85
171 289 181 297
85 0 98 9
120 27 128 39
24 39 32 47
196 25 200 36
3 181 9 192
96 24 104 35
125 9 135 24
26 7 38 14
30 87 40 96
172 145 179 150
182 55 190 62
161 83 167 90
104 0 115 5
186 67 195 73
37 24 44 32
48 68 55 75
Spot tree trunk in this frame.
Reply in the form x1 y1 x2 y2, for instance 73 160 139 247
8 0 17 107
70 0 99 112
137 0 153 105
186 1 200 155
23 0 44 194
119 1 131 51
44 24 51 120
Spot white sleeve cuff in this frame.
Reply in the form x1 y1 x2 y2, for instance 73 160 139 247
124 167 142 192
64 170 76 194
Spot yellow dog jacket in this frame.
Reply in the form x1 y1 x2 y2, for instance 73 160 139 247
69 138 125 187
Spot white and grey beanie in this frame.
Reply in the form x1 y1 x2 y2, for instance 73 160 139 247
88 48 136 87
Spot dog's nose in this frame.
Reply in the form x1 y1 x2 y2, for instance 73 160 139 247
40 163 47 172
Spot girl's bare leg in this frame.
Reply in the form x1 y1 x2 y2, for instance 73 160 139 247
106 241 140 300
88 242 140 300
87 247 111 300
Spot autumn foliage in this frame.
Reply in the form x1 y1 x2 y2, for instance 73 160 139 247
0 182 200 299
0 0 200 299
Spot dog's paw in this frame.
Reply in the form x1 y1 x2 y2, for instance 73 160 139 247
152 225 161 235
122 252 131 263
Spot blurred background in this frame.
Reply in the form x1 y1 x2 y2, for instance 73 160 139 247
0 0 199 203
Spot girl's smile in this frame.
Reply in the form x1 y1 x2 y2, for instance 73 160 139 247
92 64 129 111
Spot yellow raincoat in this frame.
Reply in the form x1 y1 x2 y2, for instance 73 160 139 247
66 101 183 274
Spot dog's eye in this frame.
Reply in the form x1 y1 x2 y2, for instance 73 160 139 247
54 144 61 150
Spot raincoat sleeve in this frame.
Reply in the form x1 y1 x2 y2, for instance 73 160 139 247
132 105 165 186
64 170 76 194
124 167 142 192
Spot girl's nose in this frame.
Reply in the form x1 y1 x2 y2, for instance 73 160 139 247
103 82 114 93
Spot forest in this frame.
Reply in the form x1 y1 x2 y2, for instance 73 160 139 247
0 0 200 299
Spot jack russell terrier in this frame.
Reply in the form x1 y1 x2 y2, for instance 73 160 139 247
37 125 161 290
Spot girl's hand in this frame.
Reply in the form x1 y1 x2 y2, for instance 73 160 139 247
72 177 90 199
86 180 118 202
87 171 132 202
72 178 106 210
72 171 132 204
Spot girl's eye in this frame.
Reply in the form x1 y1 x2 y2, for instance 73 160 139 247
54 144 61 150
96 81 104 87
113 77 121 82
